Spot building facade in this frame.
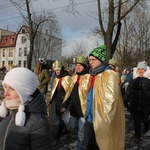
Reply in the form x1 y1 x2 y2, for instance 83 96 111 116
0 25 62 71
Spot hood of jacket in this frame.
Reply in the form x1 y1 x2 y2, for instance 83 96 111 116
25 89 47 114
133 66 150 80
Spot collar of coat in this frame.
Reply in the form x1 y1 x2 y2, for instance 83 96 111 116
133 66 150 80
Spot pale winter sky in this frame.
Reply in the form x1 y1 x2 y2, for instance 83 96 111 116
0 0 104 56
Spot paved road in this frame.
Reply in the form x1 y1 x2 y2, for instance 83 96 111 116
0 85 150 150
52 109 150 150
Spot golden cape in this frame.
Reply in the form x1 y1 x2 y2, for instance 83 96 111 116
48 76 70 103
62 74 90 116
93 70 125 150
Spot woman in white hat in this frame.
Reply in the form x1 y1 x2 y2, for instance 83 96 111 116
0 67 52 150
124 61 150 144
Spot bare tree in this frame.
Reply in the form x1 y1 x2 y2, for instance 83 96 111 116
10 0 62 69
114 4 150 72
71 41 88 57
133 7 150 64
95 0 148 60
32 11 62 66
61 41 89 68
63 0 147 60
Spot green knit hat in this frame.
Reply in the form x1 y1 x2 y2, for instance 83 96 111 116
89 44 106 62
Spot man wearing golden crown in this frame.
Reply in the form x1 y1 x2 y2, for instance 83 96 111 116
49 60 70 140
61 54 90 150
84 44 125 150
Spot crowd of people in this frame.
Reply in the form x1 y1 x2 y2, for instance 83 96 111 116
0 44 150 150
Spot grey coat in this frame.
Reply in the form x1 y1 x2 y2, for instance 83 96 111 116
0 90 52 150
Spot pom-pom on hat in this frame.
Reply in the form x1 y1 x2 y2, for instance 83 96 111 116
137 61 147 70
89 44 106 62
0 67 39 126
38 57 47 64
53 60 62 70
76 54 88 68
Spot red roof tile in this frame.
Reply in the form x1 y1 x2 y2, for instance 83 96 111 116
0 34 17 48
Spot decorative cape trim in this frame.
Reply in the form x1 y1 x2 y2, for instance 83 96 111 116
62 74 90 116
49 76 70 103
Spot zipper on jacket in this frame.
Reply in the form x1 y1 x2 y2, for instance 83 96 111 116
3 111 14 150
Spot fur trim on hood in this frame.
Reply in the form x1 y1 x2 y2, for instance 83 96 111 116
133 66 150 80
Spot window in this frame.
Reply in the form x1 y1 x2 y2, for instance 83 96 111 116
10 36 14 44
19 48 22 56
18 60 21 67
22 29 25 33
24 60 27 67
2 61 5 67
24 47 27 56
2 49 5 57
2 37 7 44
8 49 13 57
21 36 26 43
8 61 13 65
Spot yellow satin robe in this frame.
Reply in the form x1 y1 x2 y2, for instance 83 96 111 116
49 76 70 103
93 70 125 150
62 74 90 116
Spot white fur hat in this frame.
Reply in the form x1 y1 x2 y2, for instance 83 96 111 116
137 61 147 70
0 67 39 126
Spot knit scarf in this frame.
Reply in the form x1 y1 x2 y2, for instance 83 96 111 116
0 99 27 126
89 62 108 76
4 98 21 110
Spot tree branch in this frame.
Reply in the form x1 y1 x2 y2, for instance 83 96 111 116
114 0 140 26
97 0 106 36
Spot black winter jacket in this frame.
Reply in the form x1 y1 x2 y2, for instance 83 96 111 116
124 67 150 113
0 89 52 150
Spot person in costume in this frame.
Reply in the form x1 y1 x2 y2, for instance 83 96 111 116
0 67 52 150
36 57 50 97
84 44 125 150
61 54 90 150
48 60 70 140
105 58 117 71
124 61 150 144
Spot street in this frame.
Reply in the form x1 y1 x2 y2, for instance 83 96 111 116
52 109 150 150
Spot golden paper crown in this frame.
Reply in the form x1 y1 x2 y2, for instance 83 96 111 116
109 59 117 66
53 60 62 70
76 54 88 65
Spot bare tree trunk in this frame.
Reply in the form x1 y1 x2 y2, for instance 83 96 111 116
26 0 33 69
97 0 141 60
